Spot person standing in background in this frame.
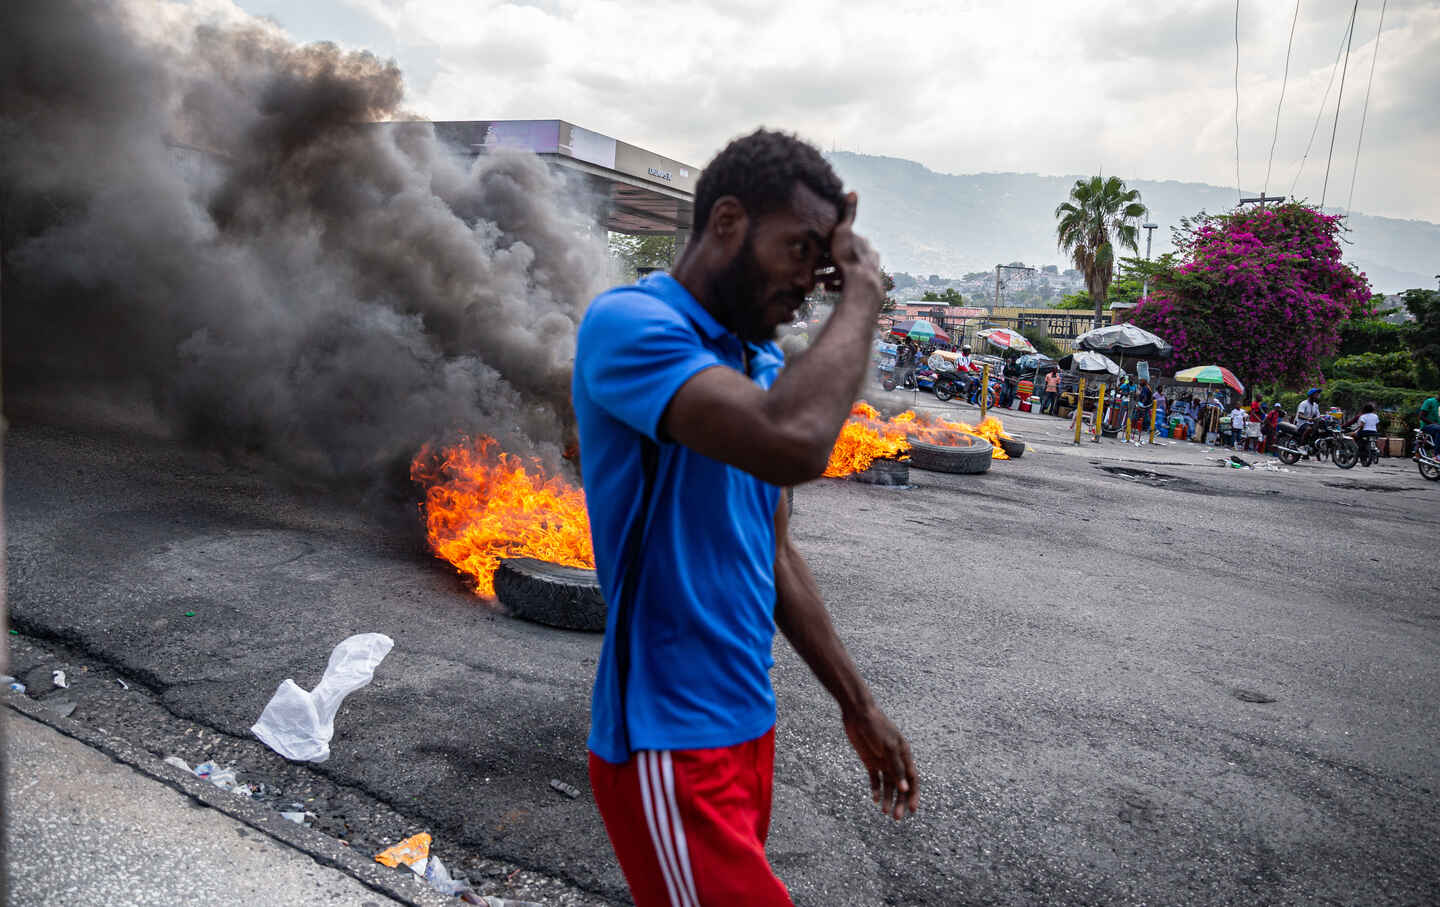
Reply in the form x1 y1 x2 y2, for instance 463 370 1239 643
1041 369 1060 416
1262 404 1282 455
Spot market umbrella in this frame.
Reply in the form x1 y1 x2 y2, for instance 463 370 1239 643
1015 353 1057 371
1173 364 1245 395
888 319 952 345
975 327 1036 354
1075 323 1173 358
1058 350 1122 377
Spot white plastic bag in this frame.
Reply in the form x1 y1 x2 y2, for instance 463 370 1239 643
251 633 394 762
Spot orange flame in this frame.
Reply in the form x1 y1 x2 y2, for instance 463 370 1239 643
901 411 1012 459
823 402 911 477
824 404 1015 474
410 437 594 598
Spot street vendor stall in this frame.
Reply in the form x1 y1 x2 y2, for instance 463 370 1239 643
1171 365 1245 443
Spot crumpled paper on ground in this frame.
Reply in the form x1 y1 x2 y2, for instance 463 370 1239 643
251 633 394 762
375 832 431 869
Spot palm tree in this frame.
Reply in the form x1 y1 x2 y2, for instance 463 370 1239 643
1054 176 1146 327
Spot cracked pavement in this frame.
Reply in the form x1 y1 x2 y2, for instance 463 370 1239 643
6 390 1439 905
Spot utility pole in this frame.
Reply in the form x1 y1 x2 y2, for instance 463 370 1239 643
1141 222 1158 303
993 264 1035 309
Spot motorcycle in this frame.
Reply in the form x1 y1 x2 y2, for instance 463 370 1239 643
931 368 970 402
1273 417 1358 468
1414 427 1440 481
1353 431 1380 468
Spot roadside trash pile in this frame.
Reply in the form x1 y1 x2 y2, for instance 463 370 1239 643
1206 453 1293 473
375 832 542 905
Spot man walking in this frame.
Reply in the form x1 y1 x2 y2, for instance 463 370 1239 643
1129 378 1154 440
573 130 918 907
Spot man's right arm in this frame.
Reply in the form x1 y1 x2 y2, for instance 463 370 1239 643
661 194 885 487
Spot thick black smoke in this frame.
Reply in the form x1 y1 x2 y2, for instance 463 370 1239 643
1 0 608 479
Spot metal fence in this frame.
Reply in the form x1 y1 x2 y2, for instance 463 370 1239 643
883 308 1108 353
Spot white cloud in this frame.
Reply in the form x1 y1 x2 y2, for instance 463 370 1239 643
242 0 1440 221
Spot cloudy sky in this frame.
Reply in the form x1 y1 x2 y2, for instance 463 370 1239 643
235 0 1439 223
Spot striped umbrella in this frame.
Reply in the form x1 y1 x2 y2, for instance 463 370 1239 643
1173 364 1244 394
975 328 1037 354
888 319 952 345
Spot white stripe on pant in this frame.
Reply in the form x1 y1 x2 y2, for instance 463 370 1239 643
638 751 700 907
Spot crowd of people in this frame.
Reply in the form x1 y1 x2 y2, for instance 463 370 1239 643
882 335 1440 466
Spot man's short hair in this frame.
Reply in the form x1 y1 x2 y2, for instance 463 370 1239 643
692 129 845 235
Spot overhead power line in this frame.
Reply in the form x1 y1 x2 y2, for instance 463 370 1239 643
1345 0 1387 218
1234 0 1243 203
1290 12 1356 199
1263 0 1302 197
1321 0 1361 209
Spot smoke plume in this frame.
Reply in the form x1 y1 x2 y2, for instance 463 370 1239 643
1 0 609 479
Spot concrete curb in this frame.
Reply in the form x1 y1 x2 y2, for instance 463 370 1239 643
4 690 451 907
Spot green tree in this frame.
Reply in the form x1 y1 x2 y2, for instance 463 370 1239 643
1019 325 1064 359
609 233 677 279
1402 288 1440 383
920 287 964 305
1054 291 1092 310
1053 175 1146 327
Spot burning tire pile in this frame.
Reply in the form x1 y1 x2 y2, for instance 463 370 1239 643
411 438 605 632
823 402 1026 480
907 436 993 474
409 404 1022 632
493 558 607 632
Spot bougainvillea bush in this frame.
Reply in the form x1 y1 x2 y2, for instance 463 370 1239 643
1129 203 1371 389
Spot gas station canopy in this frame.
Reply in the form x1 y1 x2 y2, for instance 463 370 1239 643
428 120 696 236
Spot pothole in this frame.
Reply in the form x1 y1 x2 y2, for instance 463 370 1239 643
1323 482 1405 493
1232 688 1277 704
1097 466 1207 493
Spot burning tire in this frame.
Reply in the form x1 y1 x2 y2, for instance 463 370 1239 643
493 557 606 632
998 436 1026 458
851 457 910 485
907 436 992 474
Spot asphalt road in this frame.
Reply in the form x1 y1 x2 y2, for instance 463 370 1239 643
6 393 1439 906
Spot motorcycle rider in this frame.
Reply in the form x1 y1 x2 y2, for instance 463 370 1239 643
1343 402 1381 466
1296 388 1322 449
1420 395 1440 454
894 338 918 389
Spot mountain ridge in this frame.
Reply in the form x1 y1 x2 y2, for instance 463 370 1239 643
826 151 1440 295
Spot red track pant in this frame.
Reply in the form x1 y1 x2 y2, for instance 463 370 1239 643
588 728 792 906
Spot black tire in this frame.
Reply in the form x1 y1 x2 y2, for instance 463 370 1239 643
933 376 955 402
998 437 1025 458
493 557 606 632
1419 460 1440 481
851 458 910 485
1331 439 1358 469
881 375 897 392
1277 447 1301 466
907 436 993 474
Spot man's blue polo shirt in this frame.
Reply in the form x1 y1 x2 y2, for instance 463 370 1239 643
573 272 784 764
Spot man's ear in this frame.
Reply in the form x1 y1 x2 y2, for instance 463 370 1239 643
707 196 748 251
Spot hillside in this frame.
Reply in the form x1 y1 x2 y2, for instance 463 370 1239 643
827 151 1440 295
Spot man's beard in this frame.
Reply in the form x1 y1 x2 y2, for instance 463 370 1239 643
706 233 797 343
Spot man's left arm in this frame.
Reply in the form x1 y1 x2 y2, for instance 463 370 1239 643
771 496 919 821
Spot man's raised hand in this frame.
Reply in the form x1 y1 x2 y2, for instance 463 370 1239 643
820 192 882 309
